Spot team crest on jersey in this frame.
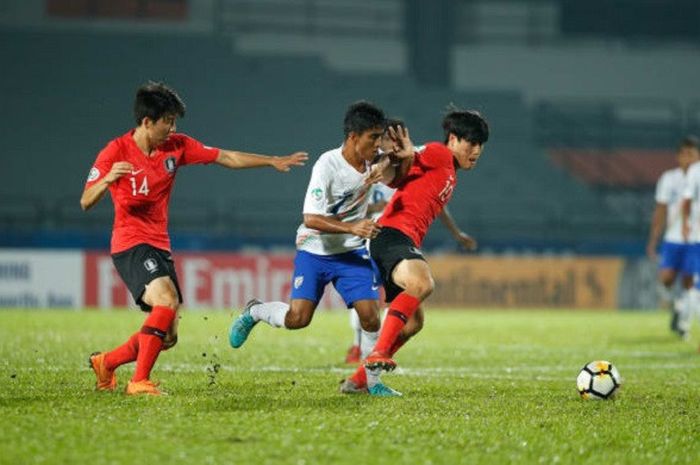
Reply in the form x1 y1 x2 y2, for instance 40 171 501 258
310 188 323 202
87 167 100 182
144 258 158 273
164 156 177 174
294 276 304 289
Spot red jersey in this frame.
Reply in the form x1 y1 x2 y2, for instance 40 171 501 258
84 131 220 253
379 142 456 247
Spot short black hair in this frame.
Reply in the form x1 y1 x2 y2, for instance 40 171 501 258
134 81 186 125
442 106 489 145
343 101 386 138
680 135 700 150
385 118 405 133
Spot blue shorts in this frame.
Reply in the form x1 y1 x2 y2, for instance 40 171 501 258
688 243 700 288
659 241 693 276
290 249 380 307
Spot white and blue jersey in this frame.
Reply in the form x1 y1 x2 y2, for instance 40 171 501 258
291 146 379 306
682 163 700 283
367 183 396 222
296 146 373 255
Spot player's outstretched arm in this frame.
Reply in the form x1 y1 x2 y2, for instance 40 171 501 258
303 214 381 239
647 203 667 259
215 150 308 172
80 161 133 211
439 206 477 251
680 200 691 244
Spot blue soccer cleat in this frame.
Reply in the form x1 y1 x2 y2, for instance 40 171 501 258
229 299 262 348
368 382 402 397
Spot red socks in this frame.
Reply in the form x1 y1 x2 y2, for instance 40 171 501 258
373 292 420 354
103 332 140 371
351 333 410 386
349 293 421 388
132 306 176 382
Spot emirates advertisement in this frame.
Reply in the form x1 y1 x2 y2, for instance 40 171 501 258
83 251 345 310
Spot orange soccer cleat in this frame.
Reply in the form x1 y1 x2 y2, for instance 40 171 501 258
125 379 163 396
89 352 117 391
364 351 397 372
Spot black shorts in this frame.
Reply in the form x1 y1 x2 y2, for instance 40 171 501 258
368 227 426 303
111 243 183 312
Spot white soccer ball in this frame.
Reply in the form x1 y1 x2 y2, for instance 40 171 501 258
576 360 622 400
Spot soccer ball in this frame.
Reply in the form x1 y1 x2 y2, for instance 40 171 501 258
576 360 622 400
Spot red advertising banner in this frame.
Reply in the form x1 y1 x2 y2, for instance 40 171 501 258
84 252 345 310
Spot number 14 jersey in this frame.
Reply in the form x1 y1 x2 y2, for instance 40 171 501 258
84 130 219 253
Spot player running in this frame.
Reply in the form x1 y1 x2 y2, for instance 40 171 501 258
228 101 401 395
648 136 699 338
341 107 489 396
81 81 307 395
344 122 478 364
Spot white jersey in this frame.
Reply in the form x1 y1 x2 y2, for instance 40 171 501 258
682 163 700 242
656 167 686 243
296 146 373 255
368 183 396 221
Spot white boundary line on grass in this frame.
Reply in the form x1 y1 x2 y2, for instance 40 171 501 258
147 361 700 382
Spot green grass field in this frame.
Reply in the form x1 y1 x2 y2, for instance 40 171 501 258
1 308 699 465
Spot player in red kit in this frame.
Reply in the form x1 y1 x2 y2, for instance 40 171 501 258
81 82 307 395
342 107 489 396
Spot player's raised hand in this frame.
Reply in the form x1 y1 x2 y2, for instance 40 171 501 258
455 232 478 251
350 219 382 239
105 162 134 184
272 152 308 172
388 125 415 159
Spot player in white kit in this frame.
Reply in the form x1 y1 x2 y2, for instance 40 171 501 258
229 102 406 396
655 136 700 338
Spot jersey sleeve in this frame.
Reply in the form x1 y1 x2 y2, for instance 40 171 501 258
302 160 332 215
179 134 220 166
84 140 119 190
655 172 672 203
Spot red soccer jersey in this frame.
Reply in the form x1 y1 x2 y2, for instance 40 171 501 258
84 130 220 253
379 142 456 247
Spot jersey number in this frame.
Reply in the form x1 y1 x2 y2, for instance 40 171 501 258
129 176 150 196
438 176 455 202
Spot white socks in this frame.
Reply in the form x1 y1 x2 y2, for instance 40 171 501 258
360 328 378 359
360 326 381 388
349 310 362 346
250 301 289 328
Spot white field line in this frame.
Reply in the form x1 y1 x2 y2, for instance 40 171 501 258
4 363 698 384
158 361 700 381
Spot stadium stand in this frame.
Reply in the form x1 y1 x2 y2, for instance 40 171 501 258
0 27 684 253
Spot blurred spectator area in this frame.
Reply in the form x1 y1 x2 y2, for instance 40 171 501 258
47 0 188 20
3 0 700 254
536 99 691 189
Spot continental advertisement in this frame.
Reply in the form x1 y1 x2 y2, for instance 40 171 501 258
427 256 625 309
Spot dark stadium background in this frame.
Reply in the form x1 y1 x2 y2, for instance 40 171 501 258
2 0 700 309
